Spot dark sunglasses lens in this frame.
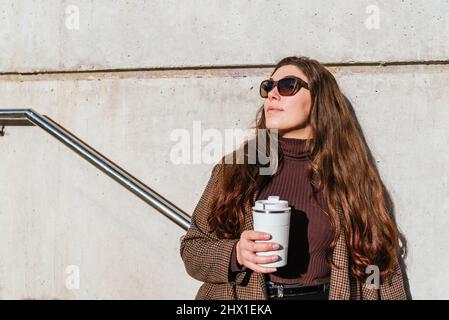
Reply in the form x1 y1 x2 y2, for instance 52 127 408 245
260 80 273 98
278 78 298 96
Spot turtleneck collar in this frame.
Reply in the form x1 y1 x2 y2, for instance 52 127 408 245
278 136 312 160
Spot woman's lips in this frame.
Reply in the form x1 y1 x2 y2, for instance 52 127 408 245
267 107 283 113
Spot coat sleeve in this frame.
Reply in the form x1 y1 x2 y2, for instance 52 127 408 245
179 163 243 284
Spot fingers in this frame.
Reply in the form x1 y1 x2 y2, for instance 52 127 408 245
241 250 279 268
241 240 279 253
250 252 279 265
238 230 281 273
253 241 280 252
242 230 271 241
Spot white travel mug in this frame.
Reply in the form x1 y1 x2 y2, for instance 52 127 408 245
252 196 291 268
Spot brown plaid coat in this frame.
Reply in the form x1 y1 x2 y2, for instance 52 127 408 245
180 163 407 300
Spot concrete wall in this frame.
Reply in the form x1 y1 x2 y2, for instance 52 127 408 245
0 0 448 299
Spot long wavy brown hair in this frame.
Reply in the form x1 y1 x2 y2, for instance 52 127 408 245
207 56 401 283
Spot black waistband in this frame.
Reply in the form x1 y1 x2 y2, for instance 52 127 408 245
265 281 330 298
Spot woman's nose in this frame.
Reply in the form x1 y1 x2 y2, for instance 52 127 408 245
267 86 280 100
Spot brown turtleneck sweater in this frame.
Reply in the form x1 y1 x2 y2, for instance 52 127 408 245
229 136 335 286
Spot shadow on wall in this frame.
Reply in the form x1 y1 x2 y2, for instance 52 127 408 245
345 96 412 300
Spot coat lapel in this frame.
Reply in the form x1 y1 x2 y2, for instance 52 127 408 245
328 205 352 299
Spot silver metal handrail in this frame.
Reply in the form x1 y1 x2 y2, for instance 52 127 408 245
0 109 191 230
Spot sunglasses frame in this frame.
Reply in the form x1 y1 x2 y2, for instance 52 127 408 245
259 76 309 98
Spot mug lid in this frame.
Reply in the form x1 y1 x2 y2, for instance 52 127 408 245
253 196 289 211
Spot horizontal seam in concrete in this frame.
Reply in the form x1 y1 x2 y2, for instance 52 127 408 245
1 59 449 77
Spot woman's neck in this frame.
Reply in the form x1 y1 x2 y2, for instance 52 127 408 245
279 126 313 139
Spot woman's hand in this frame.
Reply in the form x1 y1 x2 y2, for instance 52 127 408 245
236 230 280 273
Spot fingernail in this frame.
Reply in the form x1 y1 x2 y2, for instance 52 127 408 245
273 243 279 249
265 234 270 239
272 256 278 261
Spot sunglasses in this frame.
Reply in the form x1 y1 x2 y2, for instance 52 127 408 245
259 76 309 98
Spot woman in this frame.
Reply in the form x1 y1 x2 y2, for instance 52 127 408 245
180 56 407 300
